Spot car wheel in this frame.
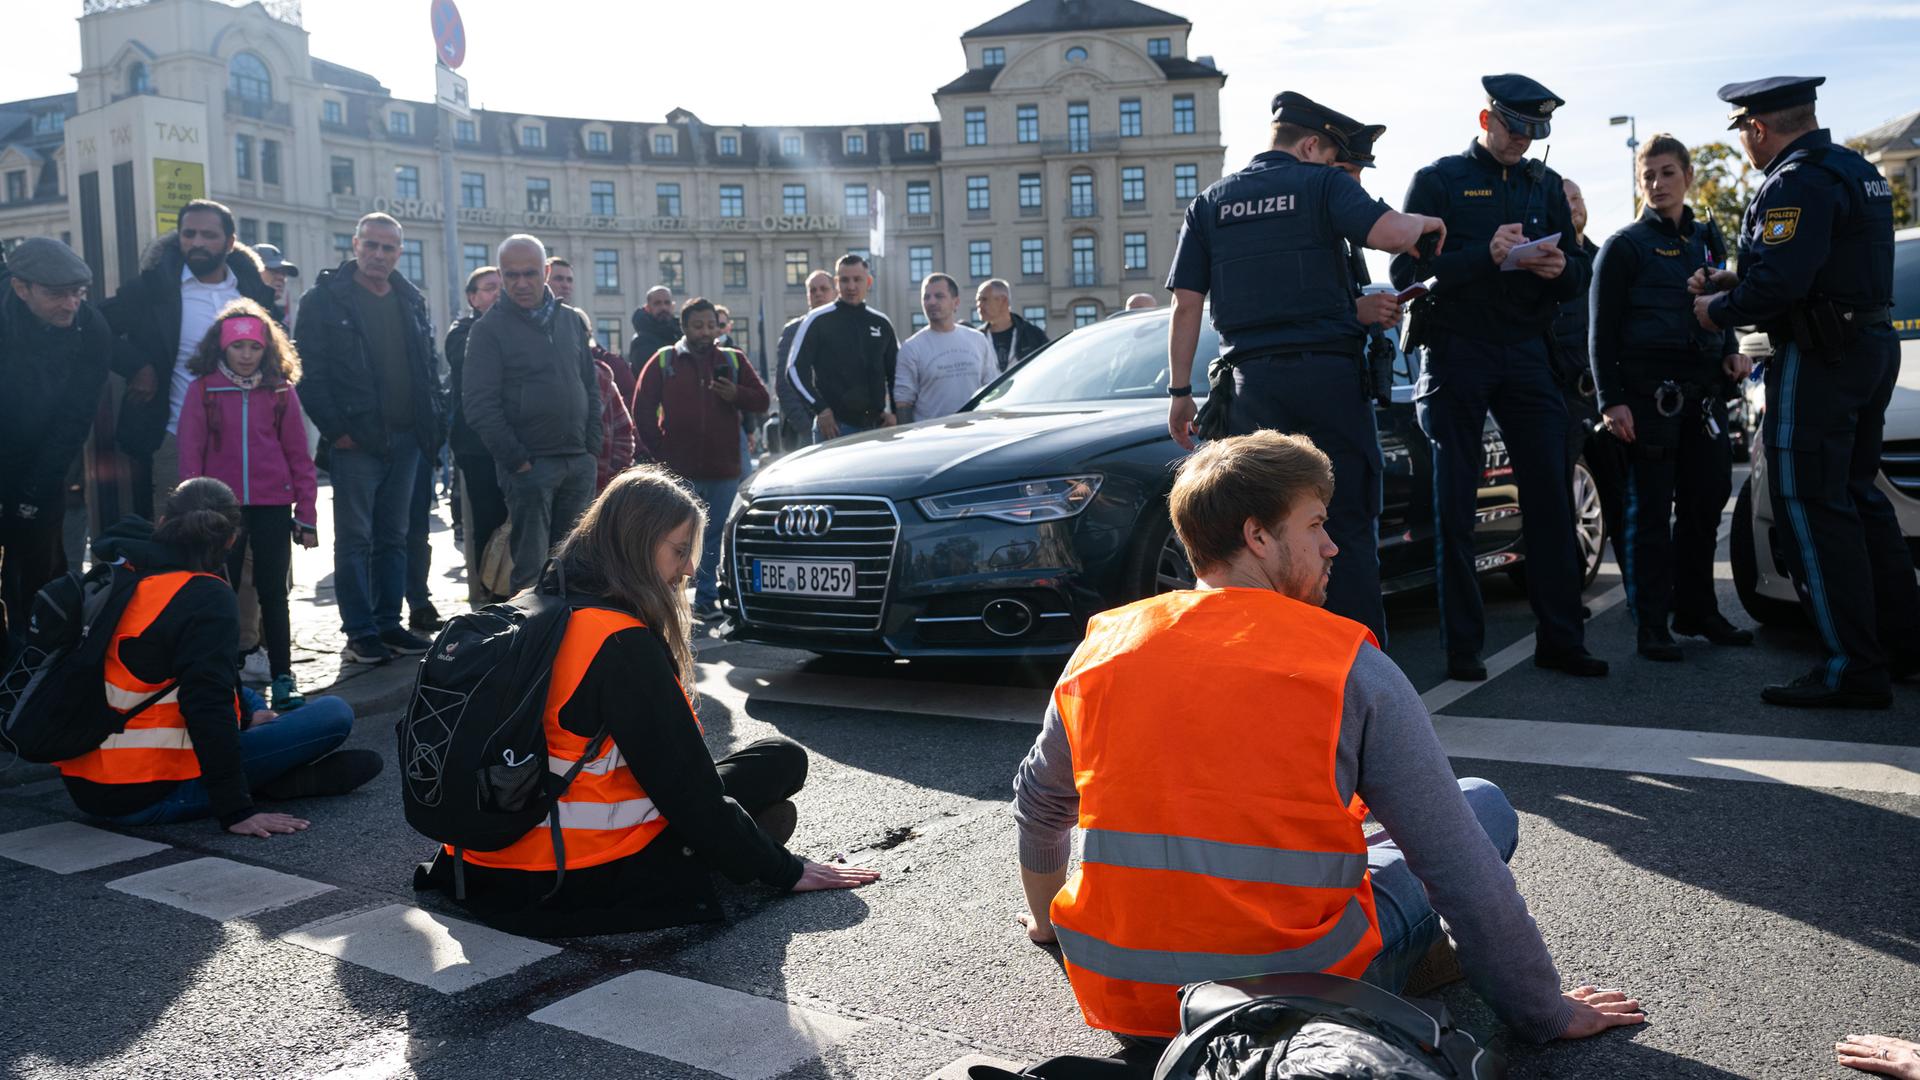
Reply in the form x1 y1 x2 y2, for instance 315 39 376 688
1730 477 1808 628
1123 506 1196 599
1505 456 1606 591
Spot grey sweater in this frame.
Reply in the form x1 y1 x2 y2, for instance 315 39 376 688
1012 642 1573 1043
462 296 601 470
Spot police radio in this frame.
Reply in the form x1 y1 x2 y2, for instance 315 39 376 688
1521 146 1551 238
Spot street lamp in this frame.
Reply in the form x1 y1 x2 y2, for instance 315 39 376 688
1610 115 1639 216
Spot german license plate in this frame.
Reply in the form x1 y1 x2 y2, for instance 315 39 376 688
751 559 856 598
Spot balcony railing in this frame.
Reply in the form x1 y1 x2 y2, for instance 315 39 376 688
1068 199 1098 219
1071 269 1102 287
224 92 291 126
1019 203 1044 218
1041 133 1121 155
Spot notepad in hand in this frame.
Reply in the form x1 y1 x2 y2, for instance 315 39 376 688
1500 232 1562 271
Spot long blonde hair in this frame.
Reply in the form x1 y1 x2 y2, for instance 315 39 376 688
552 465 706 686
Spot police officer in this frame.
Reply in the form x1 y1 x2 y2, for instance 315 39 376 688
1390 74 1605 681
1693 76 1920 708
1165 93 1446 643
1553 178 1629 584
1592 133 1755 663
1336 123 1405 421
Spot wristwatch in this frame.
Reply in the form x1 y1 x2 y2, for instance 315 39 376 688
1166 384 1193 398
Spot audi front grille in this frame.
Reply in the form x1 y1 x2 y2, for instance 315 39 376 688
730 495 901 632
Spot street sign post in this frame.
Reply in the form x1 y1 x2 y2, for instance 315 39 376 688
432 0 468 324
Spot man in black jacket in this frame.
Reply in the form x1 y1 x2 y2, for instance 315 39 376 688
788 254 899 442
770 269 836 452
973 278 1050 372
0 238 110 658
626 286 679 379
101 200 277 522
293 213 446 665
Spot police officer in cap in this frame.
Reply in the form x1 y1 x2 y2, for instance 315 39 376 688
1692 76 1920 708
1165 92 1446 643
1391 74 1605 681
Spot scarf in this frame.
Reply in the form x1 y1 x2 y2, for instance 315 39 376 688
219 360 265 390
521 288 558 331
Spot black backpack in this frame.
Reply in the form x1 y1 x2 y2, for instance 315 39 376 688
397 568 612 899
0 561 175 764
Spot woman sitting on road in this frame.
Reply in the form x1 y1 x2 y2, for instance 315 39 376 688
57 477 381 836
413 465 877 935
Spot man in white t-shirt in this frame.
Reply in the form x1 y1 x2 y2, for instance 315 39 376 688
896 273 996 422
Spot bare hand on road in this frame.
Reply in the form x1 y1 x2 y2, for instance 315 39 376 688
228 812 309 838
792 858 880 891
1557 985 1646 1039
1837 1034 1920 1078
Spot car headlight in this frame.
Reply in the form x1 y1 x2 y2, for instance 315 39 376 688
916 475 1103 524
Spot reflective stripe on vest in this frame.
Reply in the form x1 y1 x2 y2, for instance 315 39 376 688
57 571 239 785
1048 588 1384 1039
457 607 681 872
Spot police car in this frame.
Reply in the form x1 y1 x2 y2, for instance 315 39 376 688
1731 226 1920 625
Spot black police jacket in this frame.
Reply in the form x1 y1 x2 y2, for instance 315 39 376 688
1167 150 1391 360
1390 141 1591 344
1707 129 1896 334
1590 207 1739 408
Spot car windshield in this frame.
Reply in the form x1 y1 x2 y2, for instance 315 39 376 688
1893 236 1919 339
974 311 1220 407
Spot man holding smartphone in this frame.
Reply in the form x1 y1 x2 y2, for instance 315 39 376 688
1165 92 1446 642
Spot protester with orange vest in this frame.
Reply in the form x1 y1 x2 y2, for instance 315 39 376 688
57 478 380 835
412 465 877 935
1011 431 1647 1046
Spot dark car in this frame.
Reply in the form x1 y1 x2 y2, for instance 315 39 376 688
720 308 1565 658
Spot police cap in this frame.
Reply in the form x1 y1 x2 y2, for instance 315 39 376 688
1481 73 1564 139
1718 76 1824 128
1270 91 1357 153
1338 123 1387 168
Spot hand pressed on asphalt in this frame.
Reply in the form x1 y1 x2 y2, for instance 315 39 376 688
228 812 309 838
792 858 880 892
1015 910 1057 945
1838 1034 1920 1078
1557 985 1646 1038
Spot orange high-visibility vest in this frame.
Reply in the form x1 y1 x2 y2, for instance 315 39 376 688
458 607 689 872
1049 587 1384 1038
58 571 243 785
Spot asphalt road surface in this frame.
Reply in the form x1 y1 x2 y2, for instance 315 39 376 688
3 475 1915 1080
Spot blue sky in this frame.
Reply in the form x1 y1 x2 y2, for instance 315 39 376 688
7 0 1917 261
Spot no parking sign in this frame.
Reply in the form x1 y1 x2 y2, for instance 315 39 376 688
430 0 465 69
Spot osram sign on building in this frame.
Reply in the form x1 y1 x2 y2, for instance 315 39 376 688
368 196 845 235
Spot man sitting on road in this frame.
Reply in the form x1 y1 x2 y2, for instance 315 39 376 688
1011 430 1646 1045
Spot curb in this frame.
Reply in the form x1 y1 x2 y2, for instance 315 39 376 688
312 658 419 720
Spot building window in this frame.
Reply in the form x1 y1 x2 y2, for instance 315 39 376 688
782 134 802 156
845 133 866 155
968 239 992 279
652 183 679 217
456 119 477 143
908 245 932 283
261 140 280 185
1173 95 1196 134
1019 173 1042 209
266 221 286 250
782 183 807 216
1072 235 1097 286
129 62 151 96
521 125 544 149
1068 102 1090 152
593 249 619 291
395 164 420 199
899 181 929 217
1174 163 1199 199
1016 104 1039 144
1124 232 1148 271
1121 166 1145 205
908 130 927 153
982 46 1005 67
461 171 486 208
322 99 343 125
586 130 610 153
389 110 411 135
964 108 987 146
463 243 488 276
1021 237 1045 276
966 175 990 213
238 218 259 245
722 250 748 289
1070 173 1095 217
596 317 622 351
1119 99 1142 138
526 177 552 212
590 180 616 216
330 156 354 195
400 239 424 285
235 134 253 180
653 133 675 155
719 134 739 156
1065 45 1088 62
910 311 928 333
334 233 353 263
228 52 272 103
4 171 24 203
1023 305 1047 331
1074 302 1099 328
710 184 741 218
657 250 684 289
785 250 810 286
32 112 63 135
845 183 870 218
1147 36 1171 58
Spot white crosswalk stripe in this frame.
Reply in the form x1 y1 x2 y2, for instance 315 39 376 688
0 821 169 874
281 903 562 993
106 856 336 919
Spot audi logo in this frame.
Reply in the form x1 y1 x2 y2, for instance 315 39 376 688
774 504 835 538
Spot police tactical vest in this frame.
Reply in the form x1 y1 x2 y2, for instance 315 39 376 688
1418 146 1572 335
1617 217 1726 361
1203 156 1359 351
1740 138 1895 312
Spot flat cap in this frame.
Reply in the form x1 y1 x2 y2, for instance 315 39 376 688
1718 76 1824 128
1270 91 1358 153
1482 73 1564 139
1339 123 1387 167
6 237 92 288
253 243 299 276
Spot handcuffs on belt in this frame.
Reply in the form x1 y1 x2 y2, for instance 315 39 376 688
1654 379 1722 437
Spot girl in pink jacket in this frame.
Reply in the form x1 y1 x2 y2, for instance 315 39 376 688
178 299 319 709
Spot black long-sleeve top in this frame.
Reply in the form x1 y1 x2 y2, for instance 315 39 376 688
1589 208 1739 411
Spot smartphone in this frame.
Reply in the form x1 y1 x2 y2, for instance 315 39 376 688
1395 284 1430 305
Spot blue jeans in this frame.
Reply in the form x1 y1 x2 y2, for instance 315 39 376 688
688 476 739 608
1360 777 1519 993
103 696 356 825
406 444 438 611
811 417 869 445
330 431 421 640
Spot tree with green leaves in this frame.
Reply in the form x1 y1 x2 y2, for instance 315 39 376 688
1691 142 1757 259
